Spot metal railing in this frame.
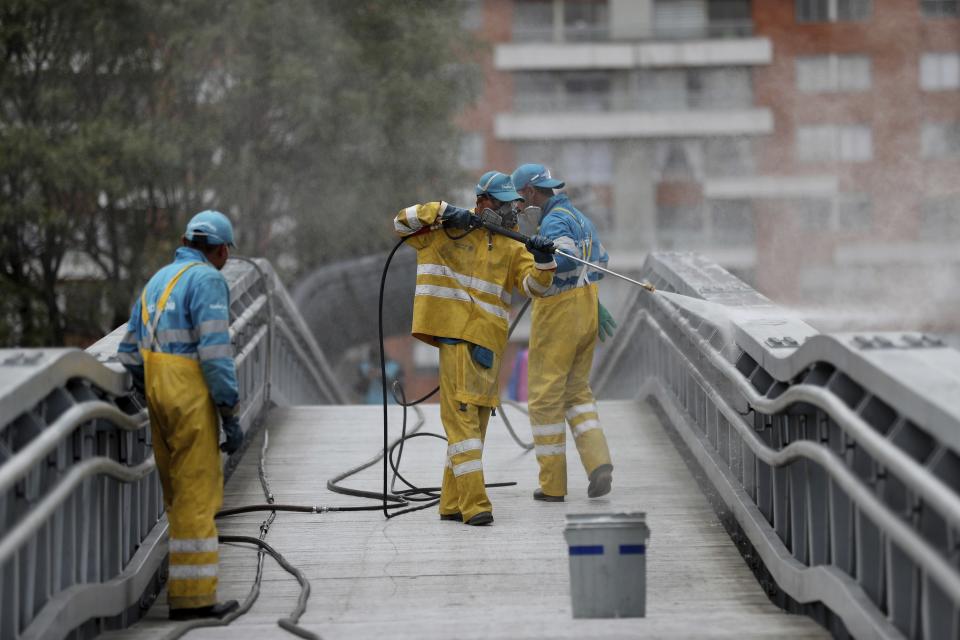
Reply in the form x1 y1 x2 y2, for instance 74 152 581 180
594 252 960 640
0 257 344 640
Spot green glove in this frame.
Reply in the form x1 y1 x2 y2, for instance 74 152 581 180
598 302 617 342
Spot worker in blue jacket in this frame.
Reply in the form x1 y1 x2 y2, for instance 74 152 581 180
117 210 242 620
511 163 615 502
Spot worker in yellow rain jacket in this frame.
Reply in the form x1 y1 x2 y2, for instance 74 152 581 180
117 211 243 620
394 171 556 525
511 163 615 502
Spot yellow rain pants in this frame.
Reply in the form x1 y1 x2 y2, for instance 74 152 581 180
437 341 499 522
141 264 223 609
527 283 611 497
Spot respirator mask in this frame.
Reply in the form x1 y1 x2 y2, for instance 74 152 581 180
480 199 522 228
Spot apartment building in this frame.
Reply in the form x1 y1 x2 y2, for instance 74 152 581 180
461 0 960 328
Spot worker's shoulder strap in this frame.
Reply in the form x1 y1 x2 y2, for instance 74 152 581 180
550 206 594 285
140 261 204 351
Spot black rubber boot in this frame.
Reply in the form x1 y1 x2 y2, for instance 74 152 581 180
439 512 463 522
533 488 564 502
169 599 239 621
465 511 493 526
587 464 613 498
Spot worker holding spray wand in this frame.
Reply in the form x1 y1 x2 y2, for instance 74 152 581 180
392 171 556 526
505 163 619 502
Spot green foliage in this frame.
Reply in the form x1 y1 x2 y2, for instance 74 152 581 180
0 0 479 346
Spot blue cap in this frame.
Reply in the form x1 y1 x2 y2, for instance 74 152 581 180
185 210 235 247
511 163 565 190
475 171 523 202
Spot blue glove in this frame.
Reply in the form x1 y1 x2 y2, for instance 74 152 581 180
440 205 474 230
220 415 243 454
525 234 555 264
598 302 617 342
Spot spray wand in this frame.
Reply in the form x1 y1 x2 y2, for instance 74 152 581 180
471 211 656 292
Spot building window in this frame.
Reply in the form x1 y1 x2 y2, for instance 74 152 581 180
796 124 872 162
636 70 687 110
513 0 554 42
689 68 753 108
921 0 959 18
564 73 612 111
514 72 558 112
635 68 751 110
708 1 754 37
796 55 871 92
564 0 609 41
920 52 960 90
653 0 708 39
523 140 613 184
921 122 960 158
795 195 872 231
513 71 612 112
797 0 872 22
512 0 610 42
704 137 754 177
920 197 960 240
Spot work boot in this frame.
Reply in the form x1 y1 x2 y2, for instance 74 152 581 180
587 464 613 498
465 511 493 526
169 600 239 621
439 512 463 522
533 488 564 502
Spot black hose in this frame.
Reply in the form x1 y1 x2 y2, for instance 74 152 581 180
496 298 535 450
220 535 319 640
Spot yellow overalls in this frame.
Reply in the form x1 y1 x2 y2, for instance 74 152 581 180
528 207 612 497
140 263 224 609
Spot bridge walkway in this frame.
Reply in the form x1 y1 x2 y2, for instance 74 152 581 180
103 400 825 639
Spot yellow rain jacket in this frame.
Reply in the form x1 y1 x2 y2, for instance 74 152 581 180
395 201 554 521
394 201 555 359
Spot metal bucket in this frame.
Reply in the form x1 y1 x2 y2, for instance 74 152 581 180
563 511 649 618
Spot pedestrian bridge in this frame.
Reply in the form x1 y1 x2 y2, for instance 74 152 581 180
2 252 959 640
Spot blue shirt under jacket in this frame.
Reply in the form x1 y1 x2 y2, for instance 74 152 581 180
537 193 609 296
116 246 239 408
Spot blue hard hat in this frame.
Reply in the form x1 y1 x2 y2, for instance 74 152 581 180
511 163 565 190
475 171 524 202
184 210 235 247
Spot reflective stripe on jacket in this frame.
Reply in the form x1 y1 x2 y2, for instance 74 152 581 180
117 246 239 408
394 201 555 355
538 193 609 297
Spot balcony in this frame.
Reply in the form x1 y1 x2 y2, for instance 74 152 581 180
510 19 754 43
495 37 771 71
494 108 772 140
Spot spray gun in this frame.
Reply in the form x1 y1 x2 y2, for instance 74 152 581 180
472 209 656 293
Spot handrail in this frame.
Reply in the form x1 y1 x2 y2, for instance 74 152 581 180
0 456 156 565
594 251 960 638
646 288 960 533
0 402 146 496
2 255 346 640
639 314 960 605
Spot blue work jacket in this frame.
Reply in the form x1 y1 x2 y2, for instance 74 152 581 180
538 193 609 296
117 246 239 408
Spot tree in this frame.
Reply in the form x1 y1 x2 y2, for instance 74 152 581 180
205 0 479 274
0 0 478 346
0 0 225 344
